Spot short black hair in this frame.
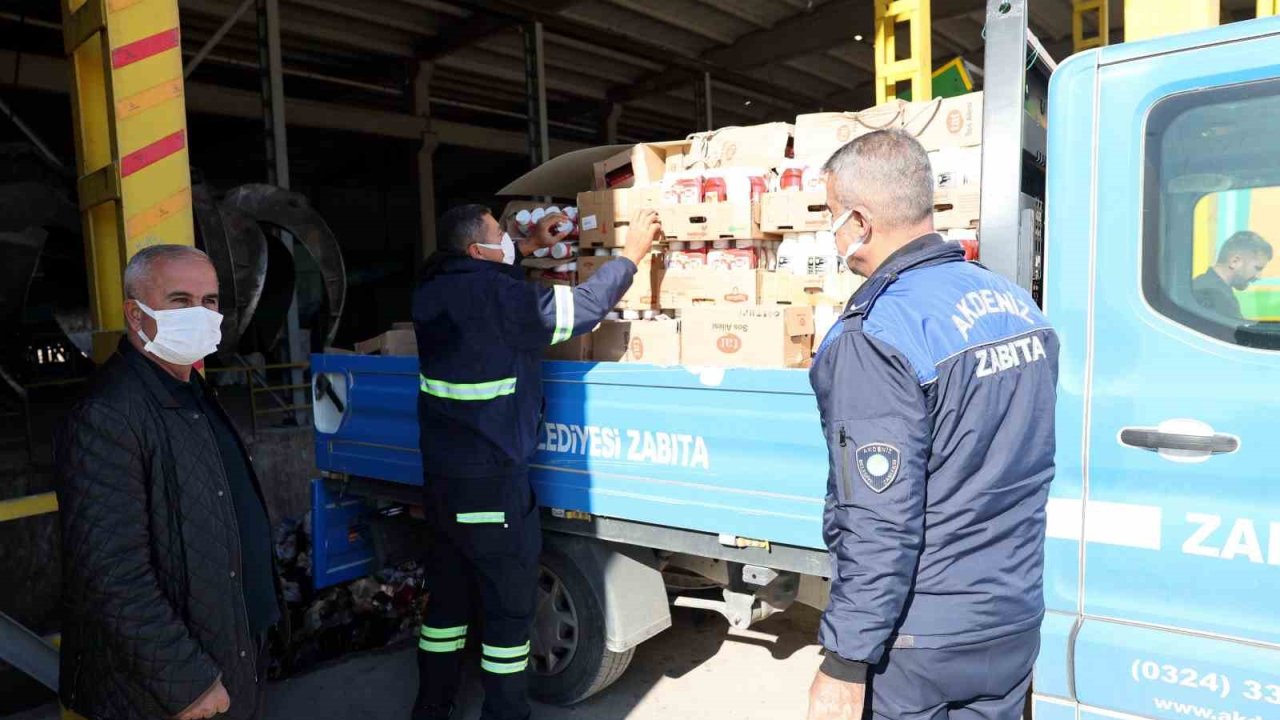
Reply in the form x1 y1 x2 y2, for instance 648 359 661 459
1217 230 1273 264
438 204 492 254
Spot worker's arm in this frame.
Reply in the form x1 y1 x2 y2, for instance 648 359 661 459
817 331 930 682
502 261 637 349
54 402 223 716
503 209 661 349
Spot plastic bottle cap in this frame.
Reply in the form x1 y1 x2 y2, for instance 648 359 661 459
547 206 562 216
712 239 731 249
594 248 610 256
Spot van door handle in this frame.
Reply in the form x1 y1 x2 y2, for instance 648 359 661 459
1119 428 1238 454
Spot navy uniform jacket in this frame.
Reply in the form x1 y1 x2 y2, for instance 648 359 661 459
809 234 1059 680
412 254 635 479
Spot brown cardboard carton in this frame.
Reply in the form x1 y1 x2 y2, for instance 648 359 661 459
757 270 861 307
593 319 681 364
355 329 416 356
577 186 664 247
934 186 981 230
680 306 815 369
903 92 984 151
684 123 794 171
577 254 658 311
656 265 758 309
793 102 908 166
657 202 759 242
545 333 593 361
593 141 692 190
760 192 832 234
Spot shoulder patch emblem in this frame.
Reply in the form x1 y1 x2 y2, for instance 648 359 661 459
855 443 901 493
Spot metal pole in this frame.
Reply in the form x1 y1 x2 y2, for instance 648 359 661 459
694 72 713 131
184 0 255 79
0 612 59 692
0 96 66 171
523 21 549 168
978 0 1033 292
257 0 305 424
413 60 438 262
601 101 621 144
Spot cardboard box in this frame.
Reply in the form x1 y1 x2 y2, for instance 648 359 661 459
657 202 759 242
593 141 692 190
593 319 681 364
577 186 664 247
578 254 658 311
760 191 831 234
545 333 593 361
758 270 863 307
794 102 909 166
684 123 794 171
934 186 981 230
903 92 984 151
355 329 416 356
929 146 982 192
680 305 815 369
657 265 758 309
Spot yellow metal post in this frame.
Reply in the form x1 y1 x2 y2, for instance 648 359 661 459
62 0 196 363
875 0 932 104
1073 0 1110 52
1124 0 1219 42
1260 0 1279 17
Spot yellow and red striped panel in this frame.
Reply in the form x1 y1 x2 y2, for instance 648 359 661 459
105 0 194 254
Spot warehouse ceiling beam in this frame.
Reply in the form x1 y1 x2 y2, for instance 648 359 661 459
3 51 592 153
523 20 549 169
419 0 582 61
607 0 979 107
445 0 823 109
185 0 255 77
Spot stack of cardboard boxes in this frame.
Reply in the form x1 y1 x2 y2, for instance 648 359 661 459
501 92 986 370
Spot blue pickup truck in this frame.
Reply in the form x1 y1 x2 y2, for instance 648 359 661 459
308 5 1280 719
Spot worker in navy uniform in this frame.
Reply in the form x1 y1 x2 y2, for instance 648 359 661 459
410 204 660 720
1192 230 1273 321
806 131 1059 720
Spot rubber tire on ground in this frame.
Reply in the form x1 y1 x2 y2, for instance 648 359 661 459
530 545 636 705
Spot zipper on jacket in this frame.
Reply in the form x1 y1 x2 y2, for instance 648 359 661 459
838 427 854 502
199 413 258 684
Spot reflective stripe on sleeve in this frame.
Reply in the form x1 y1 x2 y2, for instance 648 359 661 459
551 285 574 345
419 375 516 400
456 511 506 525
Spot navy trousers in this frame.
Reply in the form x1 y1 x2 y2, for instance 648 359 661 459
866 627 1039 720
414 469 541 720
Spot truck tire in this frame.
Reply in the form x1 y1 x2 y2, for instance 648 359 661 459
529 545 635 705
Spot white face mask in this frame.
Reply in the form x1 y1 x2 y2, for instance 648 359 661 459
135 301 223 366
831 209 865 269
476 233 516 265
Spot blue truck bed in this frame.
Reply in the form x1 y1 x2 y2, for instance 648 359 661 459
311 354 828 551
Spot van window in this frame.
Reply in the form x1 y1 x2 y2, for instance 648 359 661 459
1143 80 1280 350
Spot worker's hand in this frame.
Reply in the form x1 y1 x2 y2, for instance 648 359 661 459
177 678 231 719
805 670 864 720
621 209 661 266
531 212 572 248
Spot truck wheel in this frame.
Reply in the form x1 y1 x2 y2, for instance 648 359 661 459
529 547 635 705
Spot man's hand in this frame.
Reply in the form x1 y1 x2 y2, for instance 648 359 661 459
531 213 571 248
177 678 231 720
806 670 865 720
621 209 661 266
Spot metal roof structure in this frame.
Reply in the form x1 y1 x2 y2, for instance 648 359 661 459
1 0 1269 149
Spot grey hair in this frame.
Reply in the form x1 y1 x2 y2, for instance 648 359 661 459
822 129 935 230
122 245 213 299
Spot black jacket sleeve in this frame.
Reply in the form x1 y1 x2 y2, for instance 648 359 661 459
55 401 221 715
818 331 930 676
502 257 637 349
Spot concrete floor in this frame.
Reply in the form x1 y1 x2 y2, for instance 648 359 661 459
268 604 824 720
4 604 826 720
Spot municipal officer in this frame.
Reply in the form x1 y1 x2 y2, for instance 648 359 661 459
806 130 1059 720
410 203 660 720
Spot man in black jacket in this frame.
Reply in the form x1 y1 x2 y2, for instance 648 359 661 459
55 245 279 720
